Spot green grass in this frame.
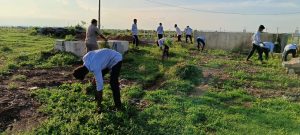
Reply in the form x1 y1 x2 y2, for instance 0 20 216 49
2 28 300 134
0 28 79 75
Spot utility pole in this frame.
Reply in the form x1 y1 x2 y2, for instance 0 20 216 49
297 27 299 45
98 0 101 30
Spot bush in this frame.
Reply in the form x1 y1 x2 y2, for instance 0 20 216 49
48 53 78 66
7 63 18 70
1 46 12 52
168 62 202 84
29 28 38 35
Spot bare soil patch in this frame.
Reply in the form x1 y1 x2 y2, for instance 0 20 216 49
0 66 78 133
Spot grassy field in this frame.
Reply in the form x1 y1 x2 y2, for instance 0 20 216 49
1 28 300 134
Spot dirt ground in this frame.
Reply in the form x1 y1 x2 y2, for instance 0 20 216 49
0 67 78 133
0 66 136 133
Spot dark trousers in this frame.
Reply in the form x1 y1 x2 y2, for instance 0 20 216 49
186 35 193 43
101 61 122 107
197 38 205 51
262 48 270 60
133 35 139 47
283 49 297 61
162 45 169 60
158 34 163 39
247 44 263 61
177 35 182 42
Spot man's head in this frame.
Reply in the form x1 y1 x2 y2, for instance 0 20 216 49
159 23 162 26
91 19 97 26
174 24 177 28
133 19 137 24
187 26 190 28
258 25 265 32
73 65 89 80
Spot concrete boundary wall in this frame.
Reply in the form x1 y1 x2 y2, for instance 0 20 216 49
194 31 284 52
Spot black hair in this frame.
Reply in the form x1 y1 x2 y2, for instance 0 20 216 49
259 25 265 30
175 24 177 27
91 19 97 24
134 19 137 22
73 65 89 80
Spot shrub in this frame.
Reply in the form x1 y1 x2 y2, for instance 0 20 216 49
48 52 78 66
29 28 38 35
7 63 18 70
15 54 30 62
168 62 202 84
1 46 12 52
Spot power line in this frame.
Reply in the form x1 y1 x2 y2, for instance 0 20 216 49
144 0 300 15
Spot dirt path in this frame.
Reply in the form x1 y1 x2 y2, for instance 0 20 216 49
0 67 79 133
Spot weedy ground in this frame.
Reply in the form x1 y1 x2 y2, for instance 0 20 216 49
1 28 300 135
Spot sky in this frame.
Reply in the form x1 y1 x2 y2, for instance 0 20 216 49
0 0 300 33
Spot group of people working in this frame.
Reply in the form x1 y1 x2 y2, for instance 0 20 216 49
246 25 298 63
72 19 298 114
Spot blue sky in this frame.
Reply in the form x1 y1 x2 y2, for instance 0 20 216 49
0 0 300 33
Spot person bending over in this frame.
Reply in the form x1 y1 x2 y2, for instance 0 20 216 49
260 42 275 60
157 38 172 60
73 49 123 113
197 36 206 52
282 44 298 61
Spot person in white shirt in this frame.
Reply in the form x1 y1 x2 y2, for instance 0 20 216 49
85 19 108 52
157 38 172 60
174 24 182 42
73 49 123 113
157 23 164 39
260 42 275 60
282 44 298 61
197 36 206 52
246 25 265 63
185 26 193 44
131 19 139 48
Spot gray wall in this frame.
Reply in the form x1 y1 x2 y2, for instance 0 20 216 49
194 31 284 52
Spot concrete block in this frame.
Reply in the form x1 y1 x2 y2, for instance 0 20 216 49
64 41 86 57
283 58 300 75
55 40 65 51
55 40 129 57
98 40 129 54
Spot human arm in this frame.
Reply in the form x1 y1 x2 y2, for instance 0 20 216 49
96 28 108 41
94 71 104 91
